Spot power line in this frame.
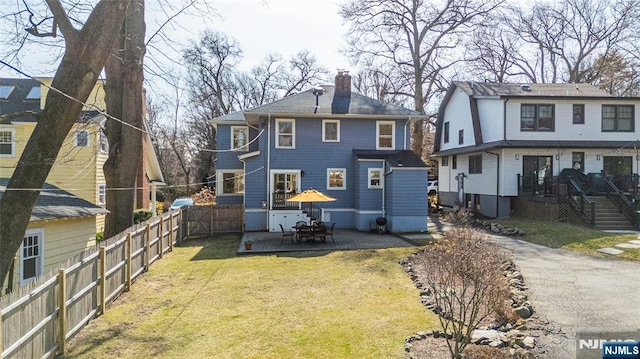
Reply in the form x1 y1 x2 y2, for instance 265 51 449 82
0 59 152 136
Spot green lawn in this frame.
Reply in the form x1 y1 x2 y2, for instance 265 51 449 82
494 217 640 261
62 235 438 359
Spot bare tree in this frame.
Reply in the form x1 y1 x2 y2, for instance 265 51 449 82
499 0 636 84
102 0 146 238
340 0 504 158
0 0 130 289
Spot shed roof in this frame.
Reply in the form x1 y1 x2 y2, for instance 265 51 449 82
353 149 427 168
0 178 109 222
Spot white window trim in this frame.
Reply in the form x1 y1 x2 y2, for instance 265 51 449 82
327 168 347 190
217 170 245 195
97 183 106 205
322 119 340 142
376 121 395 150
231 125 249 151
368 168 383 189
74 129 90 147
275 118 295 149
0 128 16 157
20 228 44 286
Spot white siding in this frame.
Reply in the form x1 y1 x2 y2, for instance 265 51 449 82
440 89 474 150
477 99 504 143
506 99 640 141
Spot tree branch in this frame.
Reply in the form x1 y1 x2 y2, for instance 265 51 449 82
45 0 78 45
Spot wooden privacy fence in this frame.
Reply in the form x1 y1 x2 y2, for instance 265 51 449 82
184 204 243 237
0 211 182 359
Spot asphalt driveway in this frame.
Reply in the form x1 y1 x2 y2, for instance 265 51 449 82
490 235 640 358
429 217 640 358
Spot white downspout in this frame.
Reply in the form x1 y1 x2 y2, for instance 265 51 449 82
266 114 271 230
404 118 411 150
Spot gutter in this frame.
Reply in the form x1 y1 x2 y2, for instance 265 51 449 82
404 118 411 150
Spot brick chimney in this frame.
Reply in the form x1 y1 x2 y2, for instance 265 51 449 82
334 70 351 96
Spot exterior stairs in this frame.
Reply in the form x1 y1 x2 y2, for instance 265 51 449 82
591 196 635 231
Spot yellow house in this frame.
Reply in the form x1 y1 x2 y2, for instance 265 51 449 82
0 77 164 291
0 179 108 292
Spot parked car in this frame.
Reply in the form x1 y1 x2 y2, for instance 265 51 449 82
169 197 194 211
428 180 438 196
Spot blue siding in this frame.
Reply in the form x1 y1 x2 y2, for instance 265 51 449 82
214 116 424 232
385 169 428 232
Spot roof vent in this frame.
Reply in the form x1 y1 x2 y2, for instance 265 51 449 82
521 84 531 92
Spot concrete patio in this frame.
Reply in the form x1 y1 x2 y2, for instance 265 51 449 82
237 229 426 254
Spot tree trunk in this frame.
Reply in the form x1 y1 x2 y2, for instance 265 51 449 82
103 0 146 239
0 0 131 290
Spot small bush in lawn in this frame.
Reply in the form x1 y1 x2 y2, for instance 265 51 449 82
413 227 510 359
443 208 476 226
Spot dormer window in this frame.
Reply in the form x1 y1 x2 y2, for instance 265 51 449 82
0 86 14 100
25 86 40 100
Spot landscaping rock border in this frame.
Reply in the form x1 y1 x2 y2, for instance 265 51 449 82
401 256 539 358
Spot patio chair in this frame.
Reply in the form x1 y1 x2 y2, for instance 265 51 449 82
325 222 336 243
279 224 295 244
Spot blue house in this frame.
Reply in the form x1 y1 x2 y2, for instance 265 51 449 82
210 71 429 233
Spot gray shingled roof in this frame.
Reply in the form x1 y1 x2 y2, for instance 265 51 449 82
353 150 427 167
247 85 422 116
454 81 614 98
0 178 109 222
211 85 424 124
0 78 41 121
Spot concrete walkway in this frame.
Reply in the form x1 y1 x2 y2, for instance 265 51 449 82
429 216 640 358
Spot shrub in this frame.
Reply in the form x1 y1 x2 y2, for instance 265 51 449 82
413 227 510 359
133 209 153 224
95 231 104 242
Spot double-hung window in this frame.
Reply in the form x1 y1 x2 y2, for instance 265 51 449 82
368 168 382 189
376 121 394 150
322 120 340 142
276 119 295 148
218 170 245 194
231 126 248 151
469 154 483 174
0 129 15 156
602 105 634 132
21 229 44 285
521 104 554 131
328 168 346 190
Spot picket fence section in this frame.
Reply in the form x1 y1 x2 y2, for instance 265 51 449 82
0 211 182 359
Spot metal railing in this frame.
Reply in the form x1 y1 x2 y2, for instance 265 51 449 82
603 178 635 224
566 177 596 227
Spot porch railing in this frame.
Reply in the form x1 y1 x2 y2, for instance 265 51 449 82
603 178 635 224
271 192 300 209
566 177 596 227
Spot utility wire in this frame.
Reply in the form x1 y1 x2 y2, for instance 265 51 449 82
0 59 152 136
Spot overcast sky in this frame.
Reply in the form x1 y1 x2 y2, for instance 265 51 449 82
204 0 351 73
0 0 352 84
